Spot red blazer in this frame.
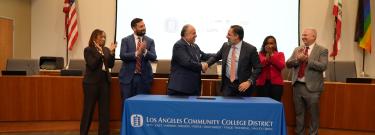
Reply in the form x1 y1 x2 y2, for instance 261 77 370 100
256 51 285 86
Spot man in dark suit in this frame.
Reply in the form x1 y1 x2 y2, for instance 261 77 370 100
167 24 213 96
206 25 262 97
119 18 157 100
286 28 328 135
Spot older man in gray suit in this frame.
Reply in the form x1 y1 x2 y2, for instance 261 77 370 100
286 28 328 135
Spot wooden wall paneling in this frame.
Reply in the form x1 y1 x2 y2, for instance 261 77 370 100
150 78 168 95
1 76 375 132
333 83 375 131
319 82 338 128
0 76 37 121
201 79 219 96
109 78 122 120
281 82 295 126
36 76 83 120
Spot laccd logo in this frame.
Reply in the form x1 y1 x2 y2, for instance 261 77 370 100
131 114 143 127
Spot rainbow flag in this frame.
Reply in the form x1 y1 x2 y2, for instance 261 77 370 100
355 0 372 53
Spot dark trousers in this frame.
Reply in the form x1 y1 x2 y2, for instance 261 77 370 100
293 81 321 135
256 80 283 101
80 80 110 135
222 77 253 97
119 74 151 121
120 74 151 100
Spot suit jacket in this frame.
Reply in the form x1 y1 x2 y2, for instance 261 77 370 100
207 41 262 89
167 39 213 94
83 45 115 84
256 51 285 86
286 44 328 92
119 34 157 86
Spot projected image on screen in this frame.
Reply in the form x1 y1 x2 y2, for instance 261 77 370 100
116 0 299 60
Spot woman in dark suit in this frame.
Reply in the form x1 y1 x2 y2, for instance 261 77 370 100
80 29 116 135
256 36 285 101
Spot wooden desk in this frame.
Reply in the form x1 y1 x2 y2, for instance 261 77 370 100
38 70 61 76
0 76 219 121
0 76 374 132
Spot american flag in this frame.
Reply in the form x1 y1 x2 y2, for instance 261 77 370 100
63 0 78 50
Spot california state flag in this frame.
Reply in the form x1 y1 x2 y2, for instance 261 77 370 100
330 0 342 57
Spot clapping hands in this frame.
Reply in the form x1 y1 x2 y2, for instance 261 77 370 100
265 44 275 59
296 48 308 62
109 42 117 55
136 41 147 56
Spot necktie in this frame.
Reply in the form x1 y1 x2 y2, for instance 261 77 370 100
135 37 142 73
190 44 199 61
297 46 309 78
229 45 237 82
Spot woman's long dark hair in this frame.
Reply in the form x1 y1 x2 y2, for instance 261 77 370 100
260 35 278 54
88 29 105 47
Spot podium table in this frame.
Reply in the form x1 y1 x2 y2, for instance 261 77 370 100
121 95 286 135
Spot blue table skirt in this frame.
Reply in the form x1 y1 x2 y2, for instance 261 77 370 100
121 95 286 135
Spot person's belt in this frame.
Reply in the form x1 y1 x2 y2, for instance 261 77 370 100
134 73 141 75
295 81 306 84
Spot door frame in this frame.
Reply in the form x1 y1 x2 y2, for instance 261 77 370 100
0 16 15 71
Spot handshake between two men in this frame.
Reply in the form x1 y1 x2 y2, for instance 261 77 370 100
201 62 209 73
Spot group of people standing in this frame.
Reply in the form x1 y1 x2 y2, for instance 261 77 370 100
80 18 328 135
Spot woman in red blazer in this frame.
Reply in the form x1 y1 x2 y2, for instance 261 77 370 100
256 36 285 101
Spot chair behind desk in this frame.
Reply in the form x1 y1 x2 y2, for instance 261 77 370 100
111 60 122 77
39 56 64 70
5 59 39 75
154 60 171 78
68 59 85 72
325 61 357 82
61 59 85 76
282 68 292 81
155 60 170 74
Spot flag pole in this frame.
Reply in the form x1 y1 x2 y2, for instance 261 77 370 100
332 56 336 81
330 0 341 81
360 49 366 77
65 14 69 69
